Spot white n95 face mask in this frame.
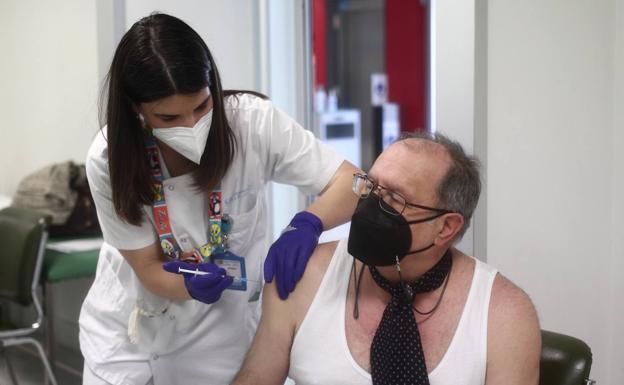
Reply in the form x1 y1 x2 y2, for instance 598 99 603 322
151 110 213 164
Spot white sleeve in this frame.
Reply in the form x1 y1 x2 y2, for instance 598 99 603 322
254 100 344 194
86 148 157 251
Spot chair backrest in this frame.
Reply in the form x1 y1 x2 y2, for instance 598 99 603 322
540 330 594 385
0 207 48 306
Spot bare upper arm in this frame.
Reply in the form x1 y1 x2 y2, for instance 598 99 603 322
306 161 360 231
485 274 541 385
232 241 338 385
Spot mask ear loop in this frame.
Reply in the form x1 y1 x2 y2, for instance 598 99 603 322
395 254 453 318
413 270 450 316
395 255 414 303
351 258 366 320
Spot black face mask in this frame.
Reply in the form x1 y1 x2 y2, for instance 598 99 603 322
347 195 446 266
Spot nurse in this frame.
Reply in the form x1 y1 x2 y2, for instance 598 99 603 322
79 13 358 385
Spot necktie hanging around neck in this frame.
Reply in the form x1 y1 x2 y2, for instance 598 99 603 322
368 250 452 385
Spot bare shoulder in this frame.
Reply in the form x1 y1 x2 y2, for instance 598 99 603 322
489 274 539 322
282 240 339 300
262 241 340 327
486 273 541 384
301 241 340 284
290 241 339 328
489 273 541 345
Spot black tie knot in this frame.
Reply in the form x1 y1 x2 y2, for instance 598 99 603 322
369 249 452 302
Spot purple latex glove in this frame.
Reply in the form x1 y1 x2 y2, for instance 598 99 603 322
163 260 233 304
264 211 323 299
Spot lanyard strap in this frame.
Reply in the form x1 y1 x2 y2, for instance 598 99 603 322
145 135 230 263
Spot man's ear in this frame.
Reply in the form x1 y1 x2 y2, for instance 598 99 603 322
434 213 464 245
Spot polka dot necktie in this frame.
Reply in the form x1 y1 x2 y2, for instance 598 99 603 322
368 249 453 385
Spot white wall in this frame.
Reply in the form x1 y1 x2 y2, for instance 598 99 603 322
96 0 125 82
431 0 476 256
0 0 100 197
124 0 259 91
607 0 624 381
486 0 620 382
267 0 308 239
432 0 475 153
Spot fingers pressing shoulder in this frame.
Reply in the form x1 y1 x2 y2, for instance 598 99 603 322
262 241 339 327
263 241 339 302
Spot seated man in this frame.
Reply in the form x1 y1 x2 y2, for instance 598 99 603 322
232 132 540 385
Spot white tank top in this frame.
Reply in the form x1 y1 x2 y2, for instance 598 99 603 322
288 240 497 385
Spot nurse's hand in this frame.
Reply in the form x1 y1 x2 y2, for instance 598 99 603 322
163 260 233 304
264 211 323 300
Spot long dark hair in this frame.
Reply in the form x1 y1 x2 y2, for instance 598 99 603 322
103 13 258 225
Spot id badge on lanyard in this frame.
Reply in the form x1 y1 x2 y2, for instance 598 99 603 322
145 135 247 291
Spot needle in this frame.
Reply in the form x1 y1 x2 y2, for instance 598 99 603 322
177 267 260 283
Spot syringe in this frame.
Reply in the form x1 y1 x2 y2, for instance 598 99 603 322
177 267 260 283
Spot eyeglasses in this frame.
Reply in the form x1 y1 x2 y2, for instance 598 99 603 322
352 173 453 217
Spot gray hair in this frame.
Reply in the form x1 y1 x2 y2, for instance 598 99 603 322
397 131 481 240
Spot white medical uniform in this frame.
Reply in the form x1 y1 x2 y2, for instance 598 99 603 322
79 94 343 385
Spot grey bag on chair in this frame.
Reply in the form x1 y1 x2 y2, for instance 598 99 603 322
11 161 78 225
11 161 101 237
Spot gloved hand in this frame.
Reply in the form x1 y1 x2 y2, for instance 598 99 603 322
264 211 323 299
163 260 233 304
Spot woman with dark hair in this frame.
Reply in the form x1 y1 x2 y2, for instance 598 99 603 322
79 13 358 385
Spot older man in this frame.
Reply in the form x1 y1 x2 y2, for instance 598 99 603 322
232 132 540 385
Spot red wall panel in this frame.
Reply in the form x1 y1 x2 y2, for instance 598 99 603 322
386 0 428 132
313 0 327 88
